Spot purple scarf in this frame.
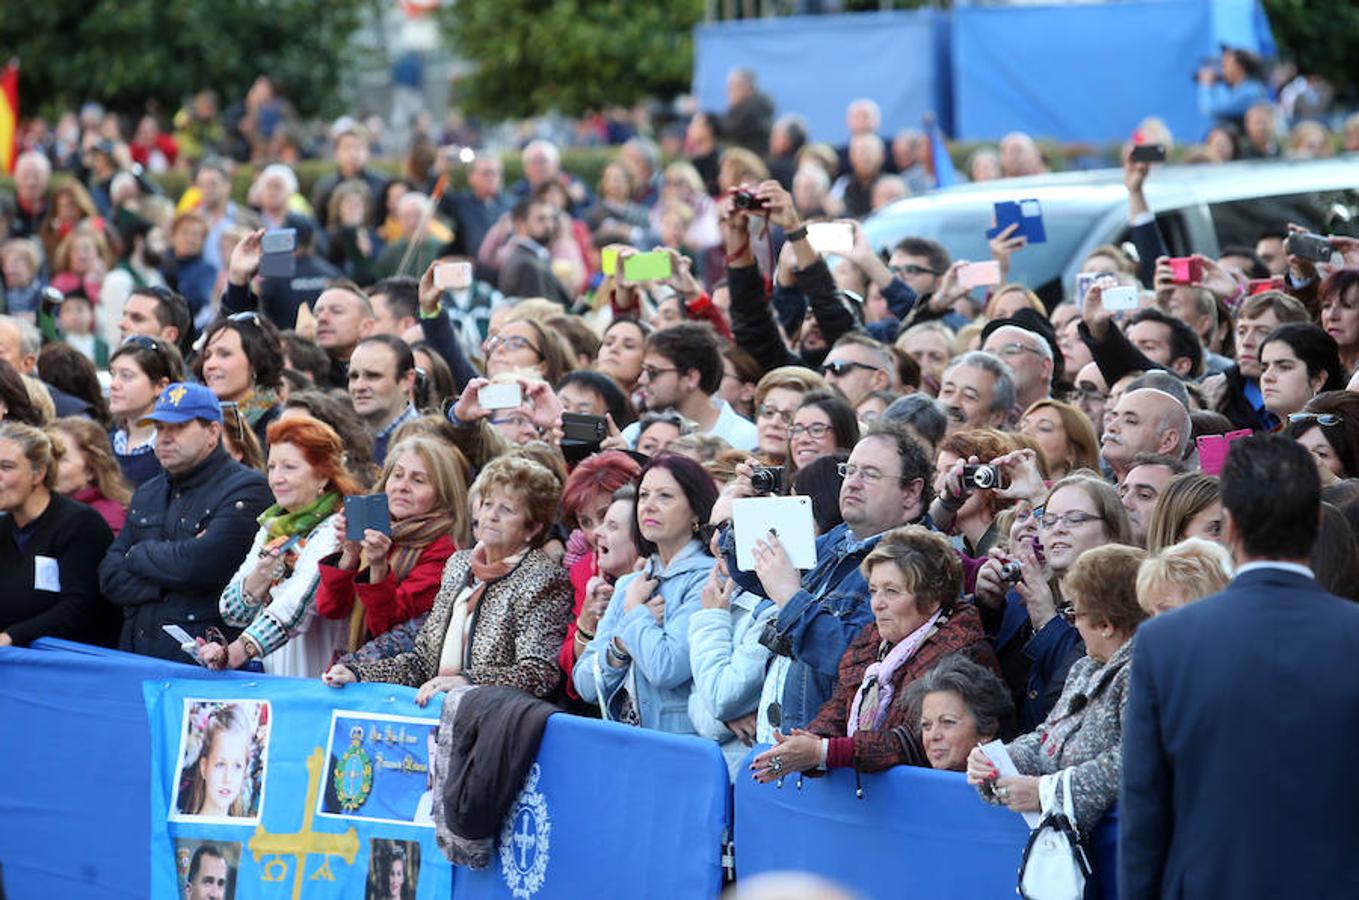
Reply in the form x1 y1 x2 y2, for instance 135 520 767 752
847 608 943 736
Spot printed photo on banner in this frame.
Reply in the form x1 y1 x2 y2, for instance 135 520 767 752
169 699 271 824
318 710 438 827
366 839 421 900
175 838 241 900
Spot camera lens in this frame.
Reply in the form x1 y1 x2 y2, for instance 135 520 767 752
970 465 999 490
750 466 783 495
998 561 1023 582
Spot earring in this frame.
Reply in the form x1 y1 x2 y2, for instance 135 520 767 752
692 521 700 533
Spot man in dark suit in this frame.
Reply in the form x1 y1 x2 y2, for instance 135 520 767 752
497 197 572 308
1120 434 1359 899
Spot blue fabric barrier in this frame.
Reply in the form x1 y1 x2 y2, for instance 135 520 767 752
733 747 1121 899
692 1 1273 144
0 643 254 898
0 644 730 900
734 751 1030 898
693 12 953 144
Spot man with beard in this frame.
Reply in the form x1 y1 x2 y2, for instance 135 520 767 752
497 196 572 307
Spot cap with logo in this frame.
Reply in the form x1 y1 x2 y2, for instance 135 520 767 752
139 382 223 426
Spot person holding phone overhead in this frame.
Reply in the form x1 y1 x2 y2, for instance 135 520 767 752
201 418 357 676
323 455 572 702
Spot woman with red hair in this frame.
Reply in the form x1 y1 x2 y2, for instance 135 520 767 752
558 450 641 698
200 417 359 676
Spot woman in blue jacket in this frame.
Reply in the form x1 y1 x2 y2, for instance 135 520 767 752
573 453 717 734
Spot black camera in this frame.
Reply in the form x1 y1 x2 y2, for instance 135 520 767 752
962 464 1005 490
750 465 784 495
1286 232 1333 263
998 561 1023 583
730 186 768 213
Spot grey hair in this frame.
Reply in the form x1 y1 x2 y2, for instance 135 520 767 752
623 136 660 172
0 315 42 359
946 350 1016 416
901 654 1014 743
987 324 1053 363
260 163 298 196
522 139 560 166
881 394 947 448
793 164 830 193
15 151 51 178
1127 370 1189 410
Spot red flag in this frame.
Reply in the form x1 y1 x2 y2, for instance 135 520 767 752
0 62 17 174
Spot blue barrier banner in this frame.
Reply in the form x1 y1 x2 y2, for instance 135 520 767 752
0 643 255 898
734 750 1030 899
693 12 952 144
2 643 731 900
146 677 449 899
452 716 731 900
952 0 1275 143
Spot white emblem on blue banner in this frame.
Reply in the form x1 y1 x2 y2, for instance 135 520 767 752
500 763 550 898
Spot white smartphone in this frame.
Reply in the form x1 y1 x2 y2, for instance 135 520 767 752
957 260 1002 289
161 624 203 664
477 382 523 410
1101 285 1141 310
435 261 473 290
806 222 855 256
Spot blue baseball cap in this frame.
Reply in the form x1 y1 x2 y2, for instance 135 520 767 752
139 382 223 426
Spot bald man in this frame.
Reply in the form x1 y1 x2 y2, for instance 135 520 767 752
1100 388 1191 481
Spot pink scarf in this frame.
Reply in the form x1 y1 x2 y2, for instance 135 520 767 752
847 608 944 736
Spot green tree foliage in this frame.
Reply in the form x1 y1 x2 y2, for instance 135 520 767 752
0 0 369 118
441 0 703 119
1263 0 1359 102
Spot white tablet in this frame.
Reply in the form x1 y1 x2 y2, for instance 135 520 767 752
732 495 818 573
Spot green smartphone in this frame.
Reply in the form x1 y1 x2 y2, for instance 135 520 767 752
622 250 673 282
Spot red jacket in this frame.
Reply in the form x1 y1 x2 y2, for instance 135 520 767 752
314 535 456 636
558 551 597 700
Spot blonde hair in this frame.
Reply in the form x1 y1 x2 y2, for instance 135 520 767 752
753 365 829 409
471 455 561 546
20 374 55 424
1021 398 1101 476
1136 538 1233 615
50 416 133 505
0 421 62 489
1145 473 1220 553
1062 544 1149 633
983 283 1048 319
378 435 471 547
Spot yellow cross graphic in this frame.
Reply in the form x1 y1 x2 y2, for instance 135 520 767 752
248 747 359 900
167 385 188 405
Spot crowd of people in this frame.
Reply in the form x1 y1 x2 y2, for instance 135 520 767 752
3 54 1359 896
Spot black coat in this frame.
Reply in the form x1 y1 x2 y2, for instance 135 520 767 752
98 444 271 661
0 493 115 646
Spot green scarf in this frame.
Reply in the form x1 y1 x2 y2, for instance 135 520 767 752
257 491 341 540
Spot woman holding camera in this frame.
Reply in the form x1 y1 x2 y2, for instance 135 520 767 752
969 544 1147 836
973 457 1133 732
929 429 1024 559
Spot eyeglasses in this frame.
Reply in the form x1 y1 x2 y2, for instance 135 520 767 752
1059 606 1084 625
1014 504 1042 525
821 360 880 378
837 462 909 485
639 364 680 382
993 342 1045 360
756 404 794 424
1288 412 1342 427
1070 385 1108 402
789 422 833 440
1037 510 1104 531
484 334 544 360
892 264 939 277
227 311 263 327
490 413 538 433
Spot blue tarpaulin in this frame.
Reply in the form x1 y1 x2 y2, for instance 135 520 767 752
692 1 1275 144
693 11 953 144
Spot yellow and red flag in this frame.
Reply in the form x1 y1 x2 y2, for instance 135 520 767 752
0 62 17 174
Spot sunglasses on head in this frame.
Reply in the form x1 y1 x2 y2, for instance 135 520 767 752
1288 412 1342 427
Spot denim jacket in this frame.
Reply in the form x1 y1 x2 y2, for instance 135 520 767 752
721 520 934 732
572 540 712 734
987 588 1085 733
